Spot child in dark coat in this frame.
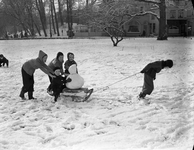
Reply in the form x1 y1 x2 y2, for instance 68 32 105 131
64 52 77 74
139 59 173 99
51 67 71 102
0 54 9 67
47 52 64 93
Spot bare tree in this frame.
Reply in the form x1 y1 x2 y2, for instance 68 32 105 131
50 0 56 34
0 0 44 37
66 0 74 38
83 0 189 42
52 0 60 36
35 0 47 37
79 0 141 46
58 0 64 25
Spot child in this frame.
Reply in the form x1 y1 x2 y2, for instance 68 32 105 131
51 67 71 102
0 54 9 67
19 50 55 100
139 59 173 99
47 52 64 93
64 52 77 74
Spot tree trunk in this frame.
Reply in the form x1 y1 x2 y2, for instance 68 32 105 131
49 14 52 37
50 0 56 34
157 1 167 40
66 0 73 38
28 8 35 36
35 0 47 37
58 0 63 25
39 0 47 28
52 0 60 36
34 22 41 36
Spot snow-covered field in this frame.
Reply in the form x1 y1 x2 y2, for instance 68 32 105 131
0 38 194 150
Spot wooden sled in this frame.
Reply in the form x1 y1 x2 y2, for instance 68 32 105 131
61 88 93 102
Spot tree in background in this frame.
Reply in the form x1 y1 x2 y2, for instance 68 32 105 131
51 0 60 36
58 0 64 25
66 0 74 38
35 0 47 37
0 0 41 37
79 0 160 46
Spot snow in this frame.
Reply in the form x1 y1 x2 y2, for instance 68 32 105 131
0 37 194 150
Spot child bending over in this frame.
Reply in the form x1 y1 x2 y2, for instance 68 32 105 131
139 59 173 99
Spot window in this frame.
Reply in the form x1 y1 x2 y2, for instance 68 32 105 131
151 11 155 20
178 9 184 18
153 23 156 33
128 21 140 32
170 10 176 18
169 26 178 29
140 7 143 13
149 23 152 34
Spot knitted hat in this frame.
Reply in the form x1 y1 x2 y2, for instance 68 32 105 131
67 52 74 60
56 52 63 60
53 67 61 72
165 59 173 68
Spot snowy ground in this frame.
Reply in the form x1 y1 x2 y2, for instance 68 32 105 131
0 37 194 150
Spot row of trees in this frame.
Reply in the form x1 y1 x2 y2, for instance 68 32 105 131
0 0 193 44
0 0 79 38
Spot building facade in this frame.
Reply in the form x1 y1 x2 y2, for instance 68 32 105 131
123 0 194 37
167 0 194 36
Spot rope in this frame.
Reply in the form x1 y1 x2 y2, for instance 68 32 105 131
94 72 139 93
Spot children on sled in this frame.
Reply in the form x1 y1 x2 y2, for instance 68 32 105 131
19 50 55 100
49 53 93 102
0 54 9 67
139 59 173 99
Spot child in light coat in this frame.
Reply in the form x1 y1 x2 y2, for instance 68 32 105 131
20 50 55 100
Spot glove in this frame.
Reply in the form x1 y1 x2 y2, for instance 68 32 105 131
66 78 72 83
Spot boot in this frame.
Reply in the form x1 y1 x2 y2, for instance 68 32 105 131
19 90 26 100
138 92 146 99
28 92 36 100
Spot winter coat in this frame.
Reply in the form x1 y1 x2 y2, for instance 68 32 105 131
22 50 53 76
51 75 66 94
141 61 164 80
0 55 8 65
64 60 77 74
48 58 64 73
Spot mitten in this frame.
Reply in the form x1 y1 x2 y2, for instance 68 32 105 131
66 78 72 83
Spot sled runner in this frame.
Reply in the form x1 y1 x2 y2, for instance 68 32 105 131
61 88 93 102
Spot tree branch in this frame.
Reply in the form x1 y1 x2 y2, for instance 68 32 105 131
135 0 161 5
